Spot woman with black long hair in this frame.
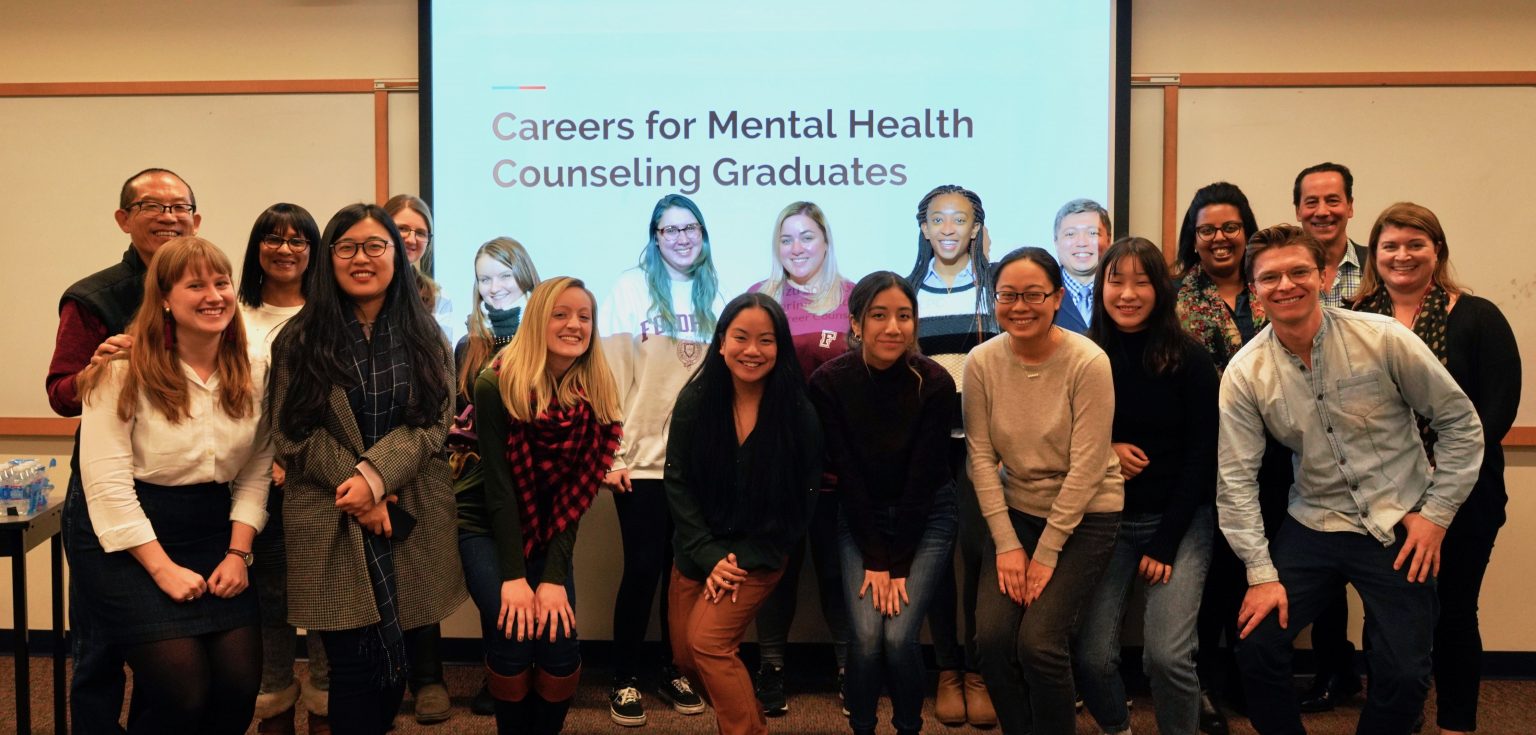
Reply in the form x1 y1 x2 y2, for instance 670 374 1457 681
1075 238 1219 735
268 203 466 735
666 292 822 735
810 271 958 735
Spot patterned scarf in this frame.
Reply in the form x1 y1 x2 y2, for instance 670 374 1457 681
1352 283 1451 460
1176 263 1268 373
343 310 411 687
500 381 622 557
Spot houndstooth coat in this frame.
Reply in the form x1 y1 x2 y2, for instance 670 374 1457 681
268 346 467 631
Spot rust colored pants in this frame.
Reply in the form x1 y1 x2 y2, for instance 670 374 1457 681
668 564 784 735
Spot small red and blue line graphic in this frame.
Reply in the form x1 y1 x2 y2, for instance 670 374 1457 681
492 84 547 91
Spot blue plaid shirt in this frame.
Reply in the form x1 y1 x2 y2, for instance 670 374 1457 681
1060 267 1094 326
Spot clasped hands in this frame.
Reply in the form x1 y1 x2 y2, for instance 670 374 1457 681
336 473 397 537
995 548 1054 607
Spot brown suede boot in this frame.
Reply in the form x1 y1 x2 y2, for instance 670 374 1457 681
935 669 967 725
964 672 997 728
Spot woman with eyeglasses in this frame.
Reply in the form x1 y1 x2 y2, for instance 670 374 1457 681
386 194 459 350
746 201 853 714
666 292 822 735
1350 202 1521 735
380 193 457 723
1075 238 1219 735
599 193 722 726
269 203 466 735
1173 182 1291 732
969 246 1123 735
233 203 336 733
902 184 996 727
74 236 270 734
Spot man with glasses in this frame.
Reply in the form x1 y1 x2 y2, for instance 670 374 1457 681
1051 198 1110 334
45 168 200 733
1215 224 1482 734
1294 162 1367 308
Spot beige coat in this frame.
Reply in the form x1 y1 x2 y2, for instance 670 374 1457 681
268 347 466 631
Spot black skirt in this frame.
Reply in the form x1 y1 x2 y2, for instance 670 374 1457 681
68 479 259 645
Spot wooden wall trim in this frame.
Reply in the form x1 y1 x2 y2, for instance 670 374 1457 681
1178 71 1536 88
374 89 391 204
1160 85 1179 261
0 79 379 97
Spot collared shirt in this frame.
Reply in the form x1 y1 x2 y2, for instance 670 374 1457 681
922 258 976 291
1323 240 1362 307
1216 308 1482 585
79 358 273 552
1060 267 1094 325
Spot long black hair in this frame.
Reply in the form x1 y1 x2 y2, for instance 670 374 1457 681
238 202 319 308
272 203 450 439
678 292 811 540
1176 182 1260 276
904 184 992 323
1089 237 1196 376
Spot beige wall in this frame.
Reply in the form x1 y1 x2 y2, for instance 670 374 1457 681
3 0 1532 650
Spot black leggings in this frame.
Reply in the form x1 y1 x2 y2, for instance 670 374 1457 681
120 625 261 735
611 478 675 681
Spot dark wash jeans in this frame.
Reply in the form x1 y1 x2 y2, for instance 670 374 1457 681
459 530 581 678
975 509 1120 735
1236 519 1438 735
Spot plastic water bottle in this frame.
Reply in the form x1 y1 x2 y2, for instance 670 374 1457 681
0 458 56 516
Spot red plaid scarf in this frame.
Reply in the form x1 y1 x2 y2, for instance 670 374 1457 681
504 396 622 557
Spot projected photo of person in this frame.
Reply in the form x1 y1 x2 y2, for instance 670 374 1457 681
747 202 854 713
903 184 997 727
599 193 722 726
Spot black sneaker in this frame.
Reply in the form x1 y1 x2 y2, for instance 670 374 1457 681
470 680 495 716
610 679 647 727
755 664 788 717
657 666 706 715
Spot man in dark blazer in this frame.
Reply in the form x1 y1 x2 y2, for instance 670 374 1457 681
1051 198 1111 334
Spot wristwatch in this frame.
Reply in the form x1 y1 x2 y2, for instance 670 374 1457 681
226 548 254 567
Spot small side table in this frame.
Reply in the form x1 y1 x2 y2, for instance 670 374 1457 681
0 490 67 735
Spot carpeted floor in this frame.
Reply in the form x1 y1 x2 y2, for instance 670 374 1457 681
3 657 1534 733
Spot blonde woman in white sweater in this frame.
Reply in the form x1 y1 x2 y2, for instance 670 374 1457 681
599 193 723 726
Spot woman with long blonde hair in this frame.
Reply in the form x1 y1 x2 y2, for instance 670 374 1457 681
468 276 623 733
75 236 271 733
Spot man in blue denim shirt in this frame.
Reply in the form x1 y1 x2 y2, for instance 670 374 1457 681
1215 224 1483 734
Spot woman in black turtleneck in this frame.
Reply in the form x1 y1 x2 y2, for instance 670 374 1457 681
1074 237 1219 735
450 237 542 711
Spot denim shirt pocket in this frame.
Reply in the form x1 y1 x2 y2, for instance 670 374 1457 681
1336 372 1389 418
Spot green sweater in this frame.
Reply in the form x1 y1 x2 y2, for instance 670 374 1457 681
665 384 823 581
472 369 577 584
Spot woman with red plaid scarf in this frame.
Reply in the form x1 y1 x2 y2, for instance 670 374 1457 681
470 276 624 734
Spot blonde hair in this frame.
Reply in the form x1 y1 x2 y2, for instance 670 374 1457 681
1359 201 1466 299
459 237 542 398
80 237 253 422
755 201 846 315
495 277 621 423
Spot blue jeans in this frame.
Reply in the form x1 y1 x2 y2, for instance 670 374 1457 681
839 487 958 733
976 509 1120 735
1237 519 1437 735
1074 506 1213 734
459 530 581 677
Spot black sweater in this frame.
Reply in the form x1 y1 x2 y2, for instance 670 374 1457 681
808 351 956 577
1104 329 1219 563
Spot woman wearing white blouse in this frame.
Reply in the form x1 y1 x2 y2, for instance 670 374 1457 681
75 236 272 734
